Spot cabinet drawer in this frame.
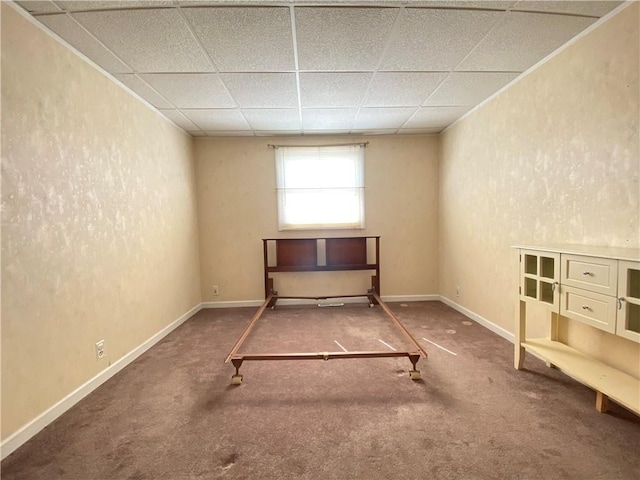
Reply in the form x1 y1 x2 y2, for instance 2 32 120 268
560 285 617 333
561 254 618 296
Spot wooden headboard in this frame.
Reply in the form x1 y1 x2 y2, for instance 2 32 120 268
262 236 380 298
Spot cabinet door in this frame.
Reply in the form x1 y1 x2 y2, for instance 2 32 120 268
520 250 560 309
617 261 640 343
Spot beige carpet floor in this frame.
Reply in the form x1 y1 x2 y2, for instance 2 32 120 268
2 301 639 479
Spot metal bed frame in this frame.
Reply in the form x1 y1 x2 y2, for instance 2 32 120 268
224 236 427 384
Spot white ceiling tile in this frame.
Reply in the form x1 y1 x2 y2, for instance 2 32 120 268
514 1 623 17
19 0 605 136
299 73 372 107
424 72 519 106
302 130 351 136
203 131 255 136
292 0 513 4
140 74 235 108
182 109 250 130
72 9 212 72
158 109 200 131
380 9 503 71
57 1 173 10
179 0 287 4
38 14 132 73
457 11 595 71
255 131 303 136
411 1 517 8
302 108 358 130
364 72 448 107
398 128 443 134
353 107 416 130
404 106 470 128
243 109 301 130
114 74 173 108
179 1 515 7
350 129 398 135
296 7 399 70
221 73 298 108
182 7 294 72
16 1 61 13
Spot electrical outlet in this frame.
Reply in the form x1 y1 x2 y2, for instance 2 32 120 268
95 340 105 360
456 285 460 297
212 285 219 296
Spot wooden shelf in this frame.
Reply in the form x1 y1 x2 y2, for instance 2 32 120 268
523 338 640 415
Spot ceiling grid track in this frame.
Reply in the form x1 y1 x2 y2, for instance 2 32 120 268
32 6 199 135
176 3 254 136
350 5 406 135
289 5 304 135
14 0 622 137
399 4 510 131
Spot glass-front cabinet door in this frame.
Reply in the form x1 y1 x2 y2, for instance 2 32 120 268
617 260 640 343
520 250 560 309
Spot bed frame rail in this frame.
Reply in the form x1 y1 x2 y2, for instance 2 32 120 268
225 236 427 384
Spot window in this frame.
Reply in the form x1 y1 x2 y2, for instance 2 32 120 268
275 144 365 230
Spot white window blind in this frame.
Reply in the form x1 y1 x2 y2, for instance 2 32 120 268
275 144 365 230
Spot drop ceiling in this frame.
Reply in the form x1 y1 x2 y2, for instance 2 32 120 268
16 0 623 136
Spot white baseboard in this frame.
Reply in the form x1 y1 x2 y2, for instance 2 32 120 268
0 303 202 461
439 296 514 343
382 294 439 303
202 294 439 309
201 300 265 308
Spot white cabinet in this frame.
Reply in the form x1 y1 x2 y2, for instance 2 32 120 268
514 244 640 415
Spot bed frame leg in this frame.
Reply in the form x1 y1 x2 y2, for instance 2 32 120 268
367 288 379 307
408 354 421 381
231 358 244 385
371 275 380 298
268 292 278 309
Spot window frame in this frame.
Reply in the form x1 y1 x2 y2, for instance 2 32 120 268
274 144 366 231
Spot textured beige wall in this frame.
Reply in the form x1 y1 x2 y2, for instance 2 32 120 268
195 135 439 302
439 3 639 376
1 5 201 439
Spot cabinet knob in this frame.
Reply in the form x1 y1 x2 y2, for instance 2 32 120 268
582 271 592 276
618 297 625 310
581 305 591 311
